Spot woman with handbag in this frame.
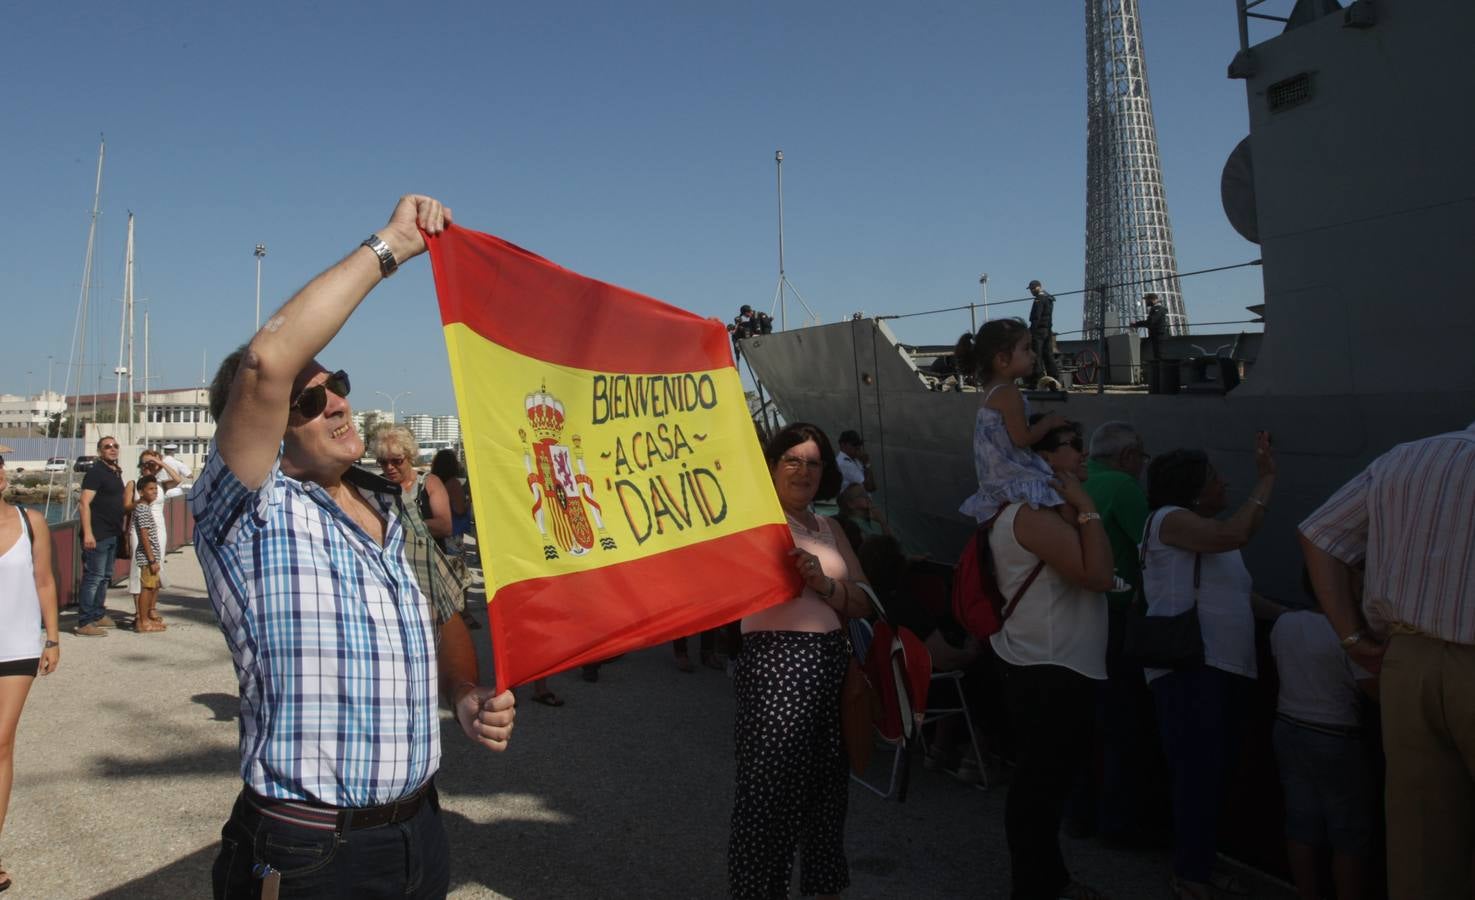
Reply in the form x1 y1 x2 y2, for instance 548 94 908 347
989 419 1116 900
1140 434 1275 900
728 423 872 900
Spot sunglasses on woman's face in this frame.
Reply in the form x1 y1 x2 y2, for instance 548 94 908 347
290 370 351 420
377 456 407 468
1048 436 1084 452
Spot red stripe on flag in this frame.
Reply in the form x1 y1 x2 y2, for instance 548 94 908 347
427 225 736 375
488 524 800 688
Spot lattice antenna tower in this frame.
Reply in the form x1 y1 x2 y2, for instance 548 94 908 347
1084 0 1188 337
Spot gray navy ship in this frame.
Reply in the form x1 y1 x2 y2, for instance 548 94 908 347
740 0 1475 602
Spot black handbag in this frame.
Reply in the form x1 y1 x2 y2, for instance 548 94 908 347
1122 510 1205 669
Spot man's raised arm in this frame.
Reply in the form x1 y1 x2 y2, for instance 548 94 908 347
216 195 451 488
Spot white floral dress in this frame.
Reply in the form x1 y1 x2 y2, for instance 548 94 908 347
958 384 1063 523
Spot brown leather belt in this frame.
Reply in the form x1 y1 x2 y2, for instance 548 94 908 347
244 780 434 833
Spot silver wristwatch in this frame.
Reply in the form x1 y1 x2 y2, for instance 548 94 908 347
361 234 398 277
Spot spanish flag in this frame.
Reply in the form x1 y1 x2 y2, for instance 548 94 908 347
427 226 799 688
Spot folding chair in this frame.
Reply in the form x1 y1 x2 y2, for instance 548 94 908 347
848 617 932 801
919 668 989 790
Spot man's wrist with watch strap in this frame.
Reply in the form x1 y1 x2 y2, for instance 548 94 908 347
44 639 59 648
1339 629 1368 649
361 233 398 277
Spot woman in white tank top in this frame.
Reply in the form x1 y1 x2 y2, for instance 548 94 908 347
0 454 62 892
987 419 1116 900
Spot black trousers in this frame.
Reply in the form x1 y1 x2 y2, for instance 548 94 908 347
999 660 1097 899
1031 331 1060 382
729 630 850 899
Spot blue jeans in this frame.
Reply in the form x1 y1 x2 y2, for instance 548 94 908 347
212 786 450 899
1152 666 1252 883
78 536 118 626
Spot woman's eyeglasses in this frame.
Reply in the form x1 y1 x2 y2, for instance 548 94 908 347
290 370 351 419
779 455 824 472
1047 436 1084 452
377 456 407 468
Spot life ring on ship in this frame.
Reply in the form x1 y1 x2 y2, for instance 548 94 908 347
1074 349 1101 387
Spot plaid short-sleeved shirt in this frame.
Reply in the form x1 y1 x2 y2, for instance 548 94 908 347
190 447 446 807
1299 422 1475 645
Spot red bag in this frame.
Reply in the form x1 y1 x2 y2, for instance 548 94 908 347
951 504 1044 639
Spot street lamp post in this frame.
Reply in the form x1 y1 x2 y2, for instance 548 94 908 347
980 273 989 326
254 243 267 331
376 390 412 425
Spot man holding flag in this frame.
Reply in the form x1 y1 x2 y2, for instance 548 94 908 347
194 194 515 899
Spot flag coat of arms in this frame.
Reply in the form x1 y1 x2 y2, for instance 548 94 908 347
427 225 799 688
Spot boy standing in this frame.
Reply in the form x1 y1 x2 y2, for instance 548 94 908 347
132 475 165 632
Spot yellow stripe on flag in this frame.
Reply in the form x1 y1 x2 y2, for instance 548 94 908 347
444 321 781 594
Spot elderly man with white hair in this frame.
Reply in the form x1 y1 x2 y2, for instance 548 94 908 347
1081 420 1159 846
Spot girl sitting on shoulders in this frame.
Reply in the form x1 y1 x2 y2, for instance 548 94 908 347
956 318 1069 523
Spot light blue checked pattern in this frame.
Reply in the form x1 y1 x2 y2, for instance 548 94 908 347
191 447 439 807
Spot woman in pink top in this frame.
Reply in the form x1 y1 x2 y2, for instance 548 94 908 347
728 423 872 900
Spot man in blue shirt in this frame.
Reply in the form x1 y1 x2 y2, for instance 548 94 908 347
195 195 515 899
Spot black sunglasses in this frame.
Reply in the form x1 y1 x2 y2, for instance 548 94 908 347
1045 435 1084 453
290 370 351 419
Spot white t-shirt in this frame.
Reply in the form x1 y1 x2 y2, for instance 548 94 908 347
161 454 193 498
1142 506 1257 683
988 503 1108 680
1270 610 1372 728
836 451 866 495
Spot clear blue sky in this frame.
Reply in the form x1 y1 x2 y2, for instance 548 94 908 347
1 2 1264 416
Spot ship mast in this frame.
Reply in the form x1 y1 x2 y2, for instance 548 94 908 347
769 149 817 329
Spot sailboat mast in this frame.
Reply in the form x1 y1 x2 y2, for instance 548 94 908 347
143 309 150 450
114 209 133 424
61 137 105 520
125 212 136 446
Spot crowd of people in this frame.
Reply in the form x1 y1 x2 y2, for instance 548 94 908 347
0 199 1470 900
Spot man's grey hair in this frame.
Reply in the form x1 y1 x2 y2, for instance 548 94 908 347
372 426 419 464
1089 421 1142 460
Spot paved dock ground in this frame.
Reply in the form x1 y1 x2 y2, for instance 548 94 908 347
6 545 1295 898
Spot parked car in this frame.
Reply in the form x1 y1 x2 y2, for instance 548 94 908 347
45 457 68 472
73 455 97 472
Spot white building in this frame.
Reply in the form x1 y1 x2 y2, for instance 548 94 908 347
432 415 460 443
78 387 214 472
403 413 435 444
352 408 394 434
0 391 68 432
